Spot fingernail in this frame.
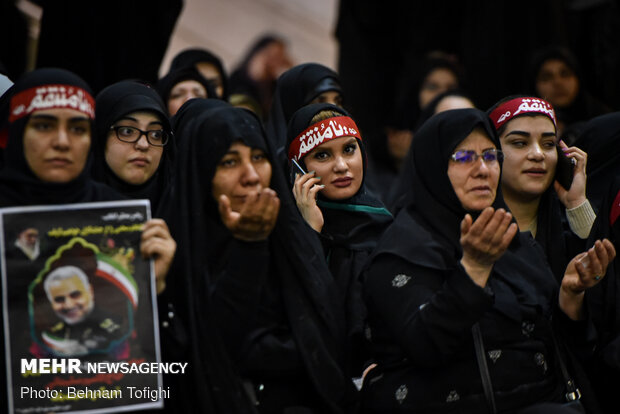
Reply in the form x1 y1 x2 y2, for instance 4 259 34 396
319 185 325 188
315 176 321 180
309 171 316 175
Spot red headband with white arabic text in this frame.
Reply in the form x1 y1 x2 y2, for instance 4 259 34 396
288 116 361 162
489 97 556 130
9 84 95 123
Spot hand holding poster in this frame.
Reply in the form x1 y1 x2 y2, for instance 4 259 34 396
1 200 163 413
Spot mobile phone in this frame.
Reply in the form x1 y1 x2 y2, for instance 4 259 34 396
291 158 307 176
555 146 575 190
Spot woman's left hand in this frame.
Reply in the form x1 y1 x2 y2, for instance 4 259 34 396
554 141 587 209
140 219 176 295
559 239 616 320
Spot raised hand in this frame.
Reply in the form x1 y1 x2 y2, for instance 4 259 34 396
218 188 280 241
292 171 324 232
460 207 518 287
554 141 587 209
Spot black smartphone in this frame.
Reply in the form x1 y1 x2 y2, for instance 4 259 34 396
555 146 575 190
290 158 307 182
292 159 307 175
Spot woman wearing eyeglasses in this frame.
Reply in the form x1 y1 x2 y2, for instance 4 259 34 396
488 96 595 282
94 80 175 212
361 108 614 413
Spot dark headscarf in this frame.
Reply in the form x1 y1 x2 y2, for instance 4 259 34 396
160 105 357 412
169 47 229 99
370 108 556 321
0 68 121 207
156 67 218 110
170 97 231 141
93 80 174 212
267 63 342 150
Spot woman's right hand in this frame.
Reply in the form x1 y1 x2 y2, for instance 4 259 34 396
218 188 280 241
292 171 324 232
460 207 518 287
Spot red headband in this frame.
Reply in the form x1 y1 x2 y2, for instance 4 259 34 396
489 97 556 130
288 116 361 162
9 84 95 122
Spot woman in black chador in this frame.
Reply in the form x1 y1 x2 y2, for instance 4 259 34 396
287 103 392 374
361 108 615 413
160 105 358 413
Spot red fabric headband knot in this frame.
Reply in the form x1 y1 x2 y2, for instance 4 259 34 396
489 97 556 130
9 84 95 122
288 116 361 162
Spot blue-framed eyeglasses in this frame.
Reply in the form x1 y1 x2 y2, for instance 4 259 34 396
110 126 169 147
450 149 503 164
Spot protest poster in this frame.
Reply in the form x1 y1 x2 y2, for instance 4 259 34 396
1 200 164 413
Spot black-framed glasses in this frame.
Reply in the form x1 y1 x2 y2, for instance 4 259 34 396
109 126 169 147
450 149 503 164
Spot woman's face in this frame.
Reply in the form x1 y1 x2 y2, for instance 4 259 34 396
535 59 579 108
23 108 91 183
105 111 164 185
168 80 208 115
419 68 458 109
447 129 500 211
499 115 557 201
303 136 363 200
211 141 272 212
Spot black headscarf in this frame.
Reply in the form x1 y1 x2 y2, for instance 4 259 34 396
0 68 121 208
160 105 357 412
370 108 556 321
170 97 231 144
93 80 174 212
156 67 218 110
169 47 229 99
267 63 342 150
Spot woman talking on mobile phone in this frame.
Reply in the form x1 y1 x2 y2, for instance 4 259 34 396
287 103 393 376
488 96 596 281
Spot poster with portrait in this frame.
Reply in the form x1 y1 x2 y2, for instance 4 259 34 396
1 200 163 413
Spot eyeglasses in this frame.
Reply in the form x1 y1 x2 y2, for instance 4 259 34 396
110 126 169 147
450 149 503 164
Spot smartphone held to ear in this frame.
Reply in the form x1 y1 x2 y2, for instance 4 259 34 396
555 146 575 190
290 158 307 182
